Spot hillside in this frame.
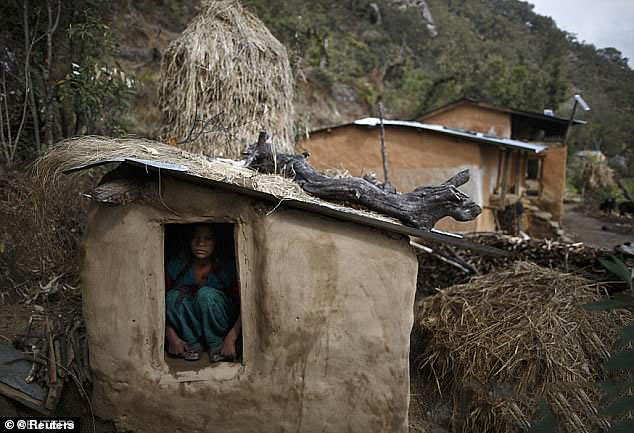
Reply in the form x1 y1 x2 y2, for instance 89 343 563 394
121 0 633 172
1 0 633 173
239 0 633 166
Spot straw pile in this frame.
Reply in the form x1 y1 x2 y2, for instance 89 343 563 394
414 262 633 433
159 0 295 159
568 152 617 195
0 169 93 297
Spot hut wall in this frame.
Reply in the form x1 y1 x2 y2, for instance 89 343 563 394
300 127 498 232
81 177 417 433
421 104 512 138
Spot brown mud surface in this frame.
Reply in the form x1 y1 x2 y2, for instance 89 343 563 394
562 203 633 250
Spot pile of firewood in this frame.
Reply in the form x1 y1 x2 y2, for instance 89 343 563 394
416 233 627 296
11 313 90 412
0 274 89 414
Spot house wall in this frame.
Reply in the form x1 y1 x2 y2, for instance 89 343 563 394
421 104 512 138
421 102 568 224
81 176 417 433
300 127 498 232
539 144 567 222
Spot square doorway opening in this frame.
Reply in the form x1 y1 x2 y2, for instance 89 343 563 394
163 223 242 372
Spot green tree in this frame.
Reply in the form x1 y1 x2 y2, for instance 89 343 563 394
0 0 136 167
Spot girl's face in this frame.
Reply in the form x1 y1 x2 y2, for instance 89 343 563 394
190 226 215 260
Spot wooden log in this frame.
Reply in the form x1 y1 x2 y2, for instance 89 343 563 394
89 177 142 205
88 165 159 205
245 133 481 230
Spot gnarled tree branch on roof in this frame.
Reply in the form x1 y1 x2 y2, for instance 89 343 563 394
245 133 481 230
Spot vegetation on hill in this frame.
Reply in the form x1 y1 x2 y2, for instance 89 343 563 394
1 0 633 174
0 0 137 167
242 0 634 174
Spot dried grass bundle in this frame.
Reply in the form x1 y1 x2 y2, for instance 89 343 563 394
415 262 633 432
0 169 95 294
569 152 617 194
159 0 295 159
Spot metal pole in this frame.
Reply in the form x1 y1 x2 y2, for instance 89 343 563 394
378 102 390 186
564 99 578 145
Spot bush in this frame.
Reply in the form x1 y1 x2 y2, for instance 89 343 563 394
0 169 98 295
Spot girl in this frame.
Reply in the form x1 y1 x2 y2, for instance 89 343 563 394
165 224 241 362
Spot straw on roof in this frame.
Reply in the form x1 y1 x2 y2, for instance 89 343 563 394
414 262 634 433
34 136 401 226
159 0 295 159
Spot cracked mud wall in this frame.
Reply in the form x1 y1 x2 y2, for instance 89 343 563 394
81 176 417 433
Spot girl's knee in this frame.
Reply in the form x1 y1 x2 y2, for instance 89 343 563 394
165 289 181 309
195 286 225 305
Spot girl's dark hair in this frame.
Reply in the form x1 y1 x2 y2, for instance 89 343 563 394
188 223 217 240
165 223 234 264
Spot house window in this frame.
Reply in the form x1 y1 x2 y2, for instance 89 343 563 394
163 223 242 371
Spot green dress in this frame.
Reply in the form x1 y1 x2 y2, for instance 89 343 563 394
165 256 238 350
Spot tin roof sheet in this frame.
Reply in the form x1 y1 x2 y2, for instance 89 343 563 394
353 117 547 153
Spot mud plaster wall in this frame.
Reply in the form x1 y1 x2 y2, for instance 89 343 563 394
81 176 417 433
300 127 498 232
539 144 567 222
421 104 512 138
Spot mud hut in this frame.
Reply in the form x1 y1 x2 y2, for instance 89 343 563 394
159 0 295 159
36 136 439 433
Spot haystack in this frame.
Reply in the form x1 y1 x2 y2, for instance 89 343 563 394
159 0 295 159
569 151 617 195
413 262 633 433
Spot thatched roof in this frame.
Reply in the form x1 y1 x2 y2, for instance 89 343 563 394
414 262 634 433
159 0 295 159
35 135 398 221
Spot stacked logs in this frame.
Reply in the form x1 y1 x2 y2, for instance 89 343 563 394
416 233 628 297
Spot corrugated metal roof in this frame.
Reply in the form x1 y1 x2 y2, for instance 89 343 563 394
418 97 587 126
353 117 547 153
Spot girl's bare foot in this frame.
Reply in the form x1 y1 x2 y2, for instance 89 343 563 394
166 325 186 356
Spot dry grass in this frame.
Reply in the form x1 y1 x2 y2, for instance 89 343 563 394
159 0 295 159
33 135 400 225
0 168 96 301
414 262 634 432
569 153 617 195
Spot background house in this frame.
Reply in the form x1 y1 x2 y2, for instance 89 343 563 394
421 99 585 223
300 99 584 235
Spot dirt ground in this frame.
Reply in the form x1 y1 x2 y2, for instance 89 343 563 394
562 203 633 250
